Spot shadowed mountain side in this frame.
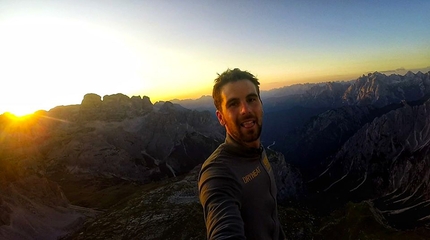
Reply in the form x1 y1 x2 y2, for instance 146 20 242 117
282 101 408 179
43 99 224 183
266 148 305 202
0 175 97 240
309 97 430 229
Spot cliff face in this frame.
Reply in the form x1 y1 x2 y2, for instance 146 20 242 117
266 148 304 202
308 97 430 228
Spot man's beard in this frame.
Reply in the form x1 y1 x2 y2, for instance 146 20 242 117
226 117 262 145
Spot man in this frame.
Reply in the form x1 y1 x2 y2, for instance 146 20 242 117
198 68 286 239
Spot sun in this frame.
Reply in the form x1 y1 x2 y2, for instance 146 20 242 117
1 97 49 117
3 108 37 118
0 15 146 116
2 111 34 121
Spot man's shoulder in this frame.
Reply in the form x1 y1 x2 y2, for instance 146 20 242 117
203 143 229 164
198 143 241 191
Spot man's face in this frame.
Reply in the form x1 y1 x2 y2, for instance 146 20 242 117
216 79 263 148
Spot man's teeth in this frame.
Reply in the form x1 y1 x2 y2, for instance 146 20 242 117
242 121 254 127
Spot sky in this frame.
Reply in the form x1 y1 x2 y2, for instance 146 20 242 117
0 0 429 116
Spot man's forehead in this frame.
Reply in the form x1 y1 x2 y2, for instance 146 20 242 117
220 79 258 101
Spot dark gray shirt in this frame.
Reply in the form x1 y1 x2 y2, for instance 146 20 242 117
198 134 286 240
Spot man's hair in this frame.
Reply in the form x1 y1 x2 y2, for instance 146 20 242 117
212 68 260 110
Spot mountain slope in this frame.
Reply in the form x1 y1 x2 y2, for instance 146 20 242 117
310 97 430 228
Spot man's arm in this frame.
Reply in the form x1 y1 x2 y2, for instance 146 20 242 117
198 162 245 239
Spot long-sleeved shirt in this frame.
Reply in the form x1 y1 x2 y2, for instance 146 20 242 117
198 134 286 240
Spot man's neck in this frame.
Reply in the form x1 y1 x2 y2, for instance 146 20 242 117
227 134 261 149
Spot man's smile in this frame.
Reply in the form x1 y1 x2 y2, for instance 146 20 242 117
241 120 256 128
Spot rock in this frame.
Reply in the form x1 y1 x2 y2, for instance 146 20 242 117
78 93 153 121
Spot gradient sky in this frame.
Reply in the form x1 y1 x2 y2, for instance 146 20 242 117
1 0 429 115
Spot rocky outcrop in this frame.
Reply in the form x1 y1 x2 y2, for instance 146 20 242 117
266 149 304 202
79 93 153 121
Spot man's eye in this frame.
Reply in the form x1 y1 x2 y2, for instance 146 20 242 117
229 102 238 107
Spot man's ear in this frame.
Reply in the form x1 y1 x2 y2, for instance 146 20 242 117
216 110 225 126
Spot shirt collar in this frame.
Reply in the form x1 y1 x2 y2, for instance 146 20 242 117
224 133 263 157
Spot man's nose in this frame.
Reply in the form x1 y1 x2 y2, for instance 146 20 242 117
240 102 250 114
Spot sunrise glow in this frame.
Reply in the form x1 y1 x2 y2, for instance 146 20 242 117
0 1 429 116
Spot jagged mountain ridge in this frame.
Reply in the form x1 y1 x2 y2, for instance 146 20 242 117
170 71 430 161
306 95 430 229
171 71 430 112
343 71 430 107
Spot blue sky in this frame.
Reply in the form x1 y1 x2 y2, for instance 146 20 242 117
1 0 429 115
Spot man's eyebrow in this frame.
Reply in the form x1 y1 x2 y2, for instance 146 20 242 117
225 97 239 106
247 93 258 98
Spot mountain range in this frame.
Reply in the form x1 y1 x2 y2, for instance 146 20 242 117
1 71 429 239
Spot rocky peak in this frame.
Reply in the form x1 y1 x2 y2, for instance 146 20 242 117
79 93 153 121
158 101 186 113
342 71 430 107
81 93 102 108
